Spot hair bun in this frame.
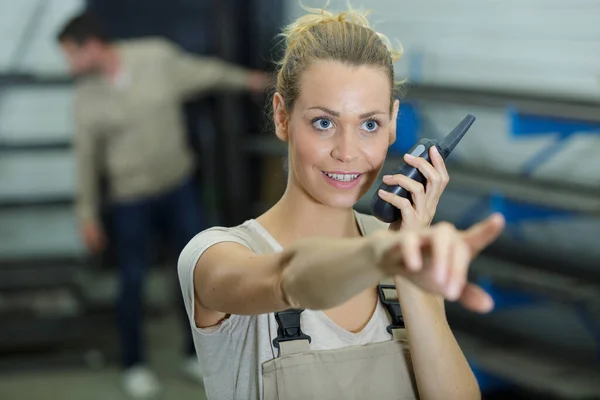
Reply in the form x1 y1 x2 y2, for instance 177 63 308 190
275 2 404 112
281 3 402 62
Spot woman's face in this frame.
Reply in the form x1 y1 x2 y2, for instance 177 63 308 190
273 60 399 209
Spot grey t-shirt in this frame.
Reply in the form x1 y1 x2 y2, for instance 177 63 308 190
177 214 392 400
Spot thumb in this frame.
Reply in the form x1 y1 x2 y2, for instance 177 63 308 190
462 213 505 256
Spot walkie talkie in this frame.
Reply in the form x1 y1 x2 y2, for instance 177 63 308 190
371 114 476 223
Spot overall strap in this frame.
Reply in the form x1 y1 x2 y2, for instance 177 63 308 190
378 282 406 341
272 282 406 356
272 309 311 356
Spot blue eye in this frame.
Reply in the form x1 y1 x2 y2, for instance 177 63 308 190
313 118 333 131
361 120 379 132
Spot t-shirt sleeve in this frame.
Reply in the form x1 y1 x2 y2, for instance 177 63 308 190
177 226 253 334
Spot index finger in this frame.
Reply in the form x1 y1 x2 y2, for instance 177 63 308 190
430 146 449 183
463 213 506 255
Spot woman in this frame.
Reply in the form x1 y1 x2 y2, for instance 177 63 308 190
178 6 504 400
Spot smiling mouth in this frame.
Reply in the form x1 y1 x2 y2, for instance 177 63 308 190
322 171 361 182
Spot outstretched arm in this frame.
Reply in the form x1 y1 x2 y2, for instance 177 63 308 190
162 40 269 100
189 214 504 333
191 235 387 327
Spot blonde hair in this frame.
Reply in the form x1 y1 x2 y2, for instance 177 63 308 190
276 3 403 112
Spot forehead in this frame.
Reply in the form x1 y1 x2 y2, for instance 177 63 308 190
296 60 391 113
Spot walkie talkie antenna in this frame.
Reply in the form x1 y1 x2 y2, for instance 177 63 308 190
438 114 476 158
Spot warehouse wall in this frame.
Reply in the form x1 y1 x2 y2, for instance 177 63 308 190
0 0 82 73
286 0 600 100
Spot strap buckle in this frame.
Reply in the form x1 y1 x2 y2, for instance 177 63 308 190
272 309 312 349
378 284 405 334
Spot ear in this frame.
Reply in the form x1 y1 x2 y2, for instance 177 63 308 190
388 99 400 146
273 92 289 142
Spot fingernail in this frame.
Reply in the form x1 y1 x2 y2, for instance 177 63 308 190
448 283 461 300
378 189 388 196
382 175 392 179
404 153 415 159
432 146 439 154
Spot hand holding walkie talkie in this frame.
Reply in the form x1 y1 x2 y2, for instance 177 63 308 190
371 115 476 224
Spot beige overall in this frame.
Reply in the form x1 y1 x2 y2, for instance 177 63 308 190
248 213 420 400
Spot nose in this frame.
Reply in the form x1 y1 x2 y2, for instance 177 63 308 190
331 129 359 163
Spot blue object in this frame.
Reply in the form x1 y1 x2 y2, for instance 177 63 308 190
508 108 600 175
390 102 420 154
477 276 542 311
489 192 573 224
509 108 600 137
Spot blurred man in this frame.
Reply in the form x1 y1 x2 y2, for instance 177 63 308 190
57 12 269 399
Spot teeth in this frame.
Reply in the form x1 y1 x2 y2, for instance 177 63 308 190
325 172 359 182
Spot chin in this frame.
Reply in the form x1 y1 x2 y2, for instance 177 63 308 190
320 194 361 210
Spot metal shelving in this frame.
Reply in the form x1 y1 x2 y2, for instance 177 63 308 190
0 140 71 152
0 68 99 364
400 83 600 123
0 73 72 87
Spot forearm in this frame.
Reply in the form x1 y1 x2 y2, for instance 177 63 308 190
74 136 99 225
196 233 387 317
172 55 252 98
281 235 385 310
215 62 252 91
394 276 480 400
75 195 98 225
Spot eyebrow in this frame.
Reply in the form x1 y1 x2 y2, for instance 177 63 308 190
307 106 386 119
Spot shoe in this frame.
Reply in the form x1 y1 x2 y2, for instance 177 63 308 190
181 356 204 385
122 365 161 399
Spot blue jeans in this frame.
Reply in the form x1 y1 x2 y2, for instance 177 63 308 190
112 177 202 368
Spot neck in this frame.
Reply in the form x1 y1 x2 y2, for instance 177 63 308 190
98 44 121 80
258 181 360 248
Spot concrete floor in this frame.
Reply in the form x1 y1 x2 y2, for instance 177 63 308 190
0 314 207 400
